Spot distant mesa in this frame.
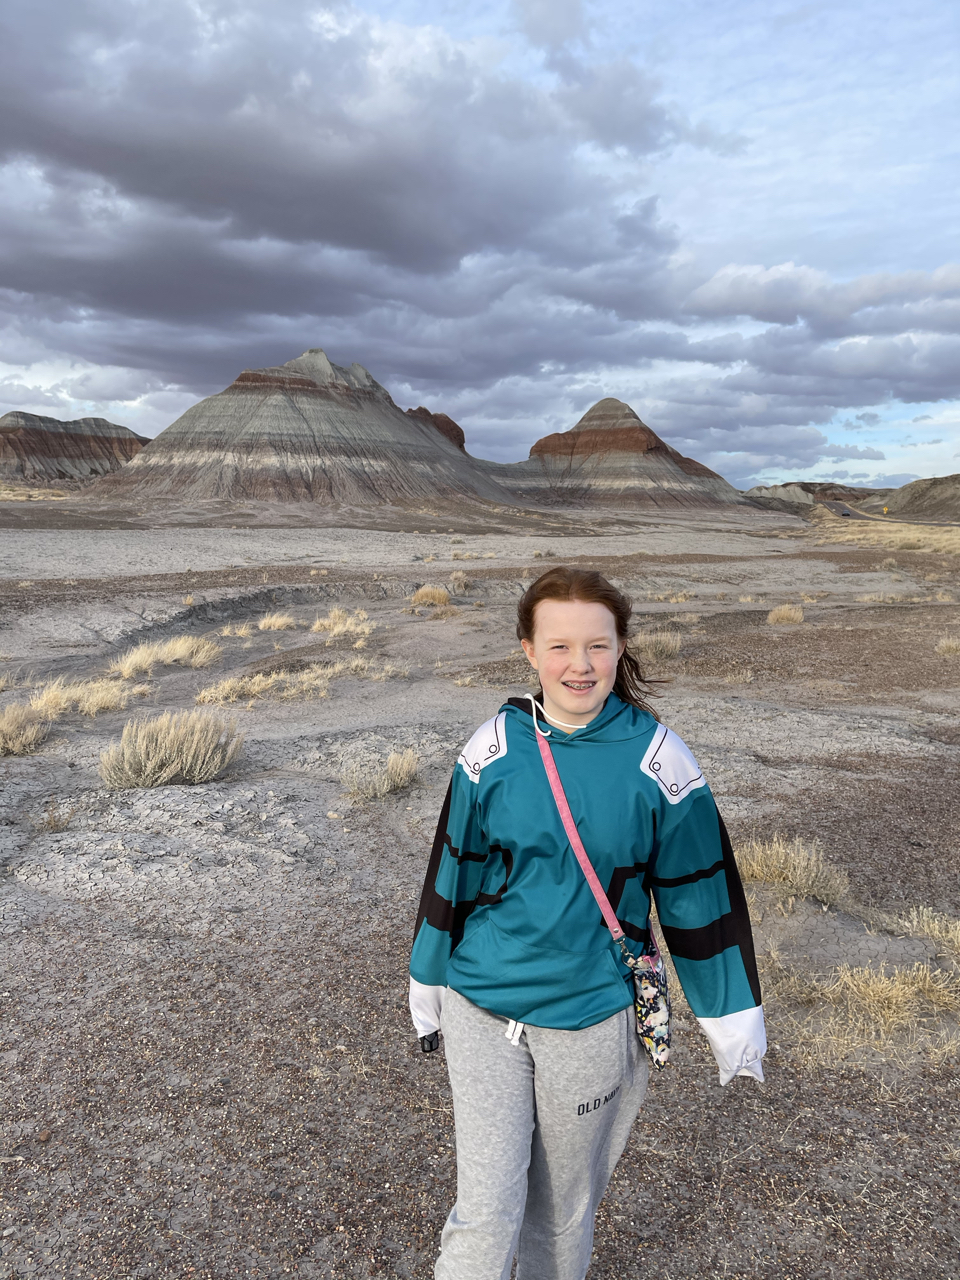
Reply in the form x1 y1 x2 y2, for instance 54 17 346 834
0 411 147 484
91 349 744 510
493 398 745 508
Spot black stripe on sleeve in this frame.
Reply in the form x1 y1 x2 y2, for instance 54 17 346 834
651 858 725 889
717 807 762 1005
412 779 514 949
413 778 454 945
659 911 742 961
659 808 761 1007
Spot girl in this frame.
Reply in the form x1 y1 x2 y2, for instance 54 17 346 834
409 567 765 1280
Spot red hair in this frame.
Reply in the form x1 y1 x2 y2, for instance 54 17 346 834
516 566 661 718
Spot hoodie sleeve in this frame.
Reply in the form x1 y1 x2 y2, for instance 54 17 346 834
409 765 493 1031
642 727 766 1084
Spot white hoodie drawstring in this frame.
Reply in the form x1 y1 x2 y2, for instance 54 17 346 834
524 693 552 737
505 1020 525 1046
524 693 587 733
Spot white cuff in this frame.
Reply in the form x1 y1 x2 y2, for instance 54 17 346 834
697 1005 767 1086
409 977 446 1037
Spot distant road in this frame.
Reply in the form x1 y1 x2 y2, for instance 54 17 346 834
821 500 959 527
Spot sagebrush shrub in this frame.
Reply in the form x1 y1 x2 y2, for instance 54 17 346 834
99 710 243 789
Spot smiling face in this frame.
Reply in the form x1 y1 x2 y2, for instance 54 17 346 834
520 598 625 727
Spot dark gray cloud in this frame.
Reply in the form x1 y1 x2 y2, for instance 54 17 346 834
0 0 956 487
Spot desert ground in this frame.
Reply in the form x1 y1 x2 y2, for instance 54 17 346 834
1 500 959 1280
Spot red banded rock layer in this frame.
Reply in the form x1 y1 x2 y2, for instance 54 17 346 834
490 398 744 508
93 350 510 505
405 406 466 451
0 412 146 483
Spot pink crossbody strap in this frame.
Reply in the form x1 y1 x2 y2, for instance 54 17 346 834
534 727 627 943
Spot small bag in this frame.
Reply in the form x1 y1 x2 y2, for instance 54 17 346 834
534 718 672 1070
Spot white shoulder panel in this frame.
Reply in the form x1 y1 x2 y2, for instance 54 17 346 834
640 724 706 804
458 711 508 783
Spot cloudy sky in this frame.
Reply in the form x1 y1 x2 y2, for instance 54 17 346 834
1 0 957 487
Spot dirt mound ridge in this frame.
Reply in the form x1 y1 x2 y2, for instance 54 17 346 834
92 350 510 505
490 398 744 507
744 480 893 508
872 473 960 522
0 412 146 483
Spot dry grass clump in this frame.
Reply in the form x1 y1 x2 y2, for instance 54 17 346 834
197 667 333 704
341 749 419 800
30 677 151 719
0 705 49 756
195 657 408 705
935 633 960 656
769 959 960 1066
0 484 68 501
451 551 480 561
429 605 461 621
767 603 804 625
449 570 471 594
809 509 960 556
723 666 755 685
0 671 22 693
310 607 375 642
411 584 450 607
99 710 243 789
258 612 298 631
736 833 850 906
33 801 76 833
632 631 681 661
900 906 960 957
109 636 223 678
221 621 254 638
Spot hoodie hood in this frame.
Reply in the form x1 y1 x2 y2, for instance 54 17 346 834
502 690 659 745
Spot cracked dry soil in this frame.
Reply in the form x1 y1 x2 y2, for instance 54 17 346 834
1 516 959 1280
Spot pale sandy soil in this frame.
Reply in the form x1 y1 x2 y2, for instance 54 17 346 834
1 509 959 1279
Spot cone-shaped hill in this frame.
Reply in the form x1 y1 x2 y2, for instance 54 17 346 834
0 412 146 483
490 398 744 508
92 350 511 505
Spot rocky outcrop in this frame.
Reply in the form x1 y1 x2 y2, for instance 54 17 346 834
405 406 466 451
489 398 744 508
93 350 511 505
0 412 146 483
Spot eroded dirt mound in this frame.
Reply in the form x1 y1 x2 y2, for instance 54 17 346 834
878 473 960 522
0 412 146 483
91 349 511 506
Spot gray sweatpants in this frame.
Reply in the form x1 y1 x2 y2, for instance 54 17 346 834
436 988 648 1280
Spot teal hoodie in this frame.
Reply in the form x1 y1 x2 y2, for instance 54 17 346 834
410 694 762 1037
